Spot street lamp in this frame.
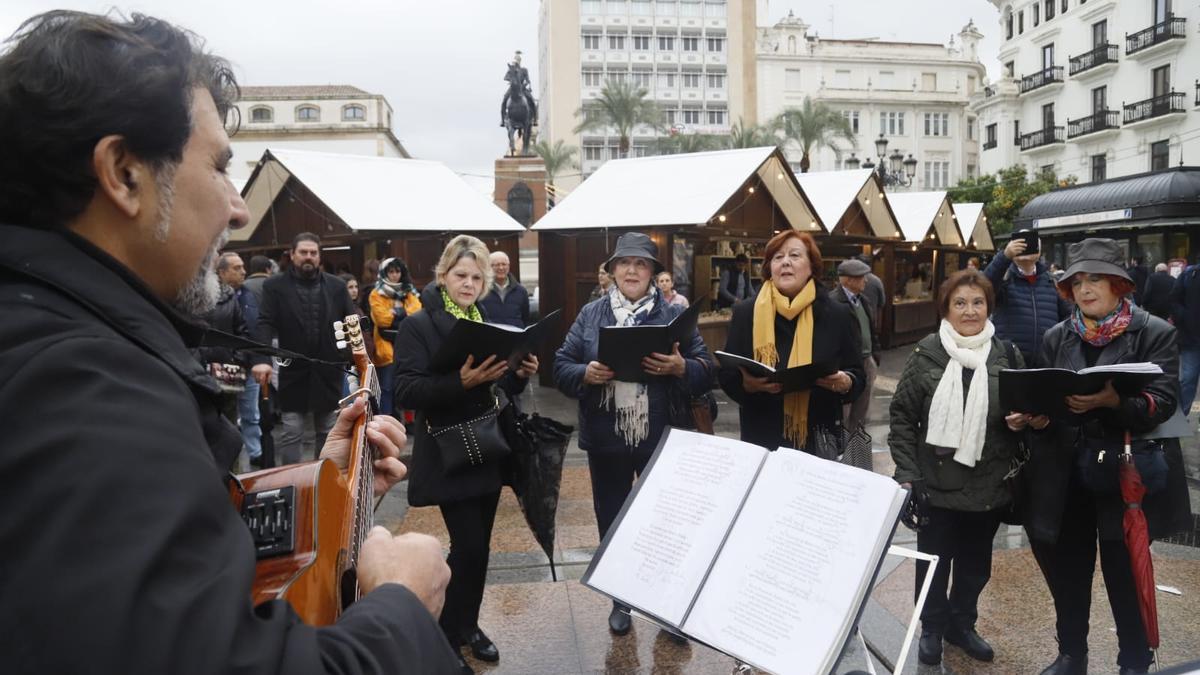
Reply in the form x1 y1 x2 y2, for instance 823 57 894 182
867 133 916 188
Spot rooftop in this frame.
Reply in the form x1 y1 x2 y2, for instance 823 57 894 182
237 85 371 100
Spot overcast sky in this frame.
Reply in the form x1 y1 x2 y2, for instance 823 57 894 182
1 1 1001 194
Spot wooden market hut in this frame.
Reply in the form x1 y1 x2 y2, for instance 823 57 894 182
231 149 526 285
530 146 822 380
886 191 968 345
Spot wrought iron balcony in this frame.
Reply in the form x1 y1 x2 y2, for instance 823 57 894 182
1123 92 1186 124
1126 17 1187 56
1019 127 1065 151
1069 44 1119 76
1195 80 1199 107
1019 67 1065 94
1067 110 1120 139
983 139 998 151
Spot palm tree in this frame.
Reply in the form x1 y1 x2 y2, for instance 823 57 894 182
652 132 723 155
532 139 578 209
726 118 779 149
573 79 662 158
773 97 856 173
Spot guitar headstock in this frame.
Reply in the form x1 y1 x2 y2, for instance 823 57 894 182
334 315 379 405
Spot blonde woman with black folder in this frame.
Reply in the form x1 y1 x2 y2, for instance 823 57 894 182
553 231 713 637
394 235 538 674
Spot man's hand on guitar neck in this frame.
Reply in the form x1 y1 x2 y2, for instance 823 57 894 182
320 396 408 494
360 527 450 618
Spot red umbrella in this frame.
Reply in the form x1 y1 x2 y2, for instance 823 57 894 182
1119 431 1159 650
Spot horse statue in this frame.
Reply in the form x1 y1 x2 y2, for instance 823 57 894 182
501 55 537 157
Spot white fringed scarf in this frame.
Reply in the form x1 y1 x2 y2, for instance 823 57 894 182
925 319 994 467
602 286 656 446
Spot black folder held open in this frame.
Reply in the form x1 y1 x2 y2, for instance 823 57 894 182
999 362 1162 418
429 309 562 374
714 351 838 394
597 300 704 383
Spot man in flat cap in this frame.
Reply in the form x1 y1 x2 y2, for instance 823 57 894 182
830 258 880 435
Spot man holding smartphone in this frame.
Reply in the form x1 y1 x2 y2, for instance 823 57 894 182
984 229 1070 368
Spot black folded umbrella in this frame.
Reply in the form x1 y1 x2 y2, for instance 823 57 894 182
505 412 573 581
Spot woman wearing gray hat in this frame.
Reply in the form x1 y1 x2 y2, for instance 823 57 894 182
1023 238 1190 675
553 231 714 637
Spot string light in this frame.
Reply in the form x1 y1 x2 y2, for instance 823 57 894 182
748 186 756 194
718 214 727 222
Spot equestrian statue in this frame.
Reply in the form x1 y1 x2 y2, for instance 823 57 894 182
501 50 537 157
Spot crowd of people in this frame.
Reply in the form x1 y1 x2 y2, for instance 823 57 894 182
0 9 1194 675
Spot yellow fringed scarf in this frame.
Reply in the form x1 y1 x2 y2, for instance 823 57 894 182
752 279 816 447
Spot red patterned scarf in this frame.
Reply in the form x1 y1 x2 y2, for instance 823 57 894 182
1069 297 1132 347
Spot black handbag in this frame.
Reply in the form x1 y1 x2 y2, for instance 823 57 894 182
426 395 512 476
1076 436 1168 495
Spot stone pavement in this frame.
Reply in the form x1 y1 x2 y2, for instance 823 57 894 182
375 346 1200 674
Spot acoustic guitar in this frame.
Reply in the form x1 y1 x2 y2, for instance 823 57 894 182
227 314 378 624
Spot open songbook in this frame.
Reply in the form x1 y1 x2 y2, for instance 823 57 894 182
597 300 704 383
430 309 561 373
999 362 1163 419
581 429 908 675
714 350 839 394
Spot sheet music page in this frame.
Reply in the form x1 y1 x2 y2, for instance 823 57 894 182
683 449 905 675
584 430 766 627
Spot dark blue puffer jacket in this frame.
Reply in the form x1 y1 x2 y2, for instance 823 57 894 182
553 291 714 454
983 255 1067 367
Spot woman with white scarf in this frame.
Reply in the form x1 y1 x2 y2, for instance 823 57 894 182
369 257 421 415
553 232 713 637
888 269 1029 668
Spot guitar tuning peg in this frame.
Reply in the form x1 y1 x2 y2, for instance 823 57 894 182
334 330 346 340
336 340 348 350
333 321 345 331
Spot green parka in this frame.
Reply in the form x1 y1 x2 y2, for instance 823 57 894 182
888 332 1023 511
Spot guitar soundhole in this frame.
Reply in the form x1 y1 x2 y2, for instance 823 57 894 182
340 568 358 611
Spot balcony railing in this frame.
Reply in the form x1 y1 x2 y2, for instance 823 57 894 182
1195 80 1199 107
1067 110 1120 139
1126 17 1187 55
1124 92 1186 124
1069 44 1119 76
1020 127 1065 151
983 139 998 150
1019 66 1065 94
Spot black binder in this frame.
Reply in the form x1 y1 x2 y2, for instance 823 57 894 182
714 350 839 394
429 309 562 373
597 301 704 382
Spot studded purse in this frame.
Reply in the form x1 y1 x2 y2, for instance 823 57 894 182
426 396 512 476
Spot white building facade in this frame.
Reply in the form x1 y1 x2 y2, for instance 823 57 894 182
538 0 758 187
972 0 1199 183
229 85 409 185
756 12 987 189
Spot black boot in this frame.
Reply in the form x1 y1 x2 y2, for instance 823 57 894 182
917 631 942 666
945 626 994 662
455 654 474 675
1039 652 1087 675
463 627 498 662
608 601 632 636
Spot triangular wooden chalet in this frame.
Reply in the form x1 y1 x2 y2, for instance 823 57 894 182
232 149 526 286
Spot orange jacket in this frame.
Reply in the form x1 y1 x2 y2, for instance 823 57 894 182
369 287 421 365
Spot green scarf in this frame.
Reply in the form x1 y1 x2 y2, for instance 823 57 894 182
441 287 483 323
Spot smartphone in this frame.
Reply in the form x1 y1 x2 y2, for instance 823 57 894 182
1012 230 1040 254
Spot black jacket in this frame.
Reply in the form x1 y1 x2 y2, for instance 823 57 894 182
828 285 881 361
1026 307 1191 543
888 334 1023 511
394 284 527 506
0 224 457 674
717 289 866 451
477 279 530 328
255 270 356 413
1170 264 1200 347
1141 270 1175 319
196 283 248 366
984 255 1069 367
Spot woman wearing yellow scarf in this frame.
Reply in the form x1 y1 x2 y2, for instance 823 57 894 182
717 231 866 451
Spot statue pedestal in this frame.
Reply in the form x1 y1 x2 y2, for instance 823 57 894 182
494 156 547 229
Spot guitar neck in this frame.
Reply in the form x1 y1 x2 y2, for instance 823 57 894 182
335 315 378 569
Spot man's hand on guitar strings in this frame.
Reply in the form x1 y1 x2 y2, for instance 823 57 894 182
320 396 408 494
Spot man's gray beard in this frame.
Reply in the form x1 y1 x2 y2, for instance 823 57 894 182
173 230 229 316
